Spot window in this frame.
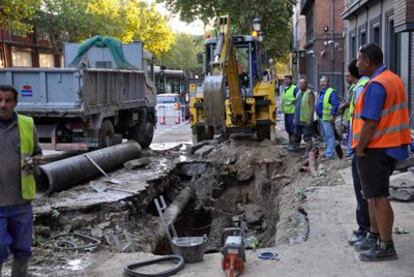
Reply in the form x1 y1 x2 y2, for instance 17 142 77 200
12 50 32 67
145 59 154 82
373 26 380 45
370 17 381 46
359 31 366 47
350 30 356 58
39 53 55 68
387 19 401 74
306 8 315 41
157 95 176 103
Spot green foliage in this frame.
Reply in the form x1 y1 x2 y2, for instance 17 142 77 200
158 0 295 59
158 33 204 74
0 0 41 33
35 0 175 56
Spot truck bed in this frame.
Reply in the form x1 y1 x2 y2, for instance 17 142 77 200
0 67 149 117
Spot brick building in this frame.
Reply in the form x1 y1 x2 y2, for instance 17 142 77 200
342 0 414 117
0 26 61 68
292 0 346 95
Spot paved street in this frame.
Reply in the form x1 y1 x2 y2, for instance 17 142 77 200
151 121 192 150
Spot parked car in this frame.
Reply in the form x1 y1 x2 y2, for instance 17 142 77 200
156 93 189 122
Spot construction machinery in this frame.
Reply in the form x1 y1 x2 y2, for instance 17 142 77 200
189 16 276 143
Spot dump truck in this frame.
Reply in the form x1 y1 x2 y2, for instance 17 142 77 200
189 16 276 143
0 36 156 150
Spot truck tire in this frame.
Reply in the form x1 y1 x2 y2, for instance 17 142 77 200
128 114 154 149
256 125 271 141
99 120 115 148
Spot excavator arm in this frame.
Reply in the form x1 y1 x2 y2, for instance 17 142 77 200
204 16 245 129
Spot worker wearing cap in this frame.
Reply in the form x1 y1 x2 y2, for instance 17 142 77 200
0 84 42 276
281 75 298 151
352 43 411 261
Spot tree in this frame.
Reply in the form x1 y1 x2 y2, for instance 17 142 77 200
36 0 175 56
158 0 295 59
0 0 41 32
158 33 204 75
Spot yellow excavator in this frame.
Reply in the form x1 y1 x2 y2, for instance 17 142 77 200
189 16 276 143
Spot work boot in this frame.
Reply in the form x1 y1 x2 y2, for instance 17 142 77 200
359 241 398 262
287 135 295 151
11 259 29 277
348 230 366 246
354 232 378 252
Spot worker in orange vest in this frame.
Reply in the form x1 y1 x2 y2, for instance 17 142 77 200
352 43 411 261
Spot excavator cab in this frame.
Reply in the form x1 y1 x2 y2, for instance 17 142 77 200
189 16 276 143
204 36 263 95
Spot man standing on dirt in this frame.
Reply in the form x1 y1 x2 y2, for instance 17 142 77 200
0 85 42 276
292 78 315 151
353 43 411 261
344 59 370 246
316 76 339 159
281 75 298 151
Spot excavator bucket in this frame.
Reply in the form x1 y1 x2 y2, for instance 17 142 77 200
203 75 226 131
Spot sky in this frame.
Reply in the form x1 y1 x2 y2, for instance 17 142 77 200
144 0 206 35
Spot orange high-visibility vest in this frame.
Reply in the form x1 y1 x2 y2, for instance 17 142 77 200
352 69 411 148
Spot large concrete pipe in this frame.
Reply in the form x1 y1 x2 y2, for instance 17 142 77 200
36 142 142 195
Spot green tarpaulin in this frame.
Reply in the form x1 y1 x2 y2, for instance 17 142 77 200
69 36 135 69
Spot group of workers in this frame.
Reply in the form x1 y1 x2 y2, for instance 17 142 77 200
281 43 411 261
281 72 340 158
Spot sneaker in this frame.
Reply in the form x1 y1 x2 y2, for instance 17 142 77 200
348 230 366 246
354 233 378 252
359 241 398 262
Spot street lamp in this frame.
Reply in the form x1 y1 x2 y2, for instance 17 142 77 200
253 17 261 32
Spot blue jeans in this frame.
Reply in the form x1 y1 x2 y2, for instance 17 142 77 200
0 203 33 263
320 120 335 158
284 114 295 135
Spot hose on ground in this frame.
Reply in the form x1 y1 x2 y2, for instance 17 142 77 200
123 255 185 277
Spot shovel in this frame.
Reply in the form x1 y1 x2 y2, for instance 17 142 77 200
85 154 122 184
332 122 344 159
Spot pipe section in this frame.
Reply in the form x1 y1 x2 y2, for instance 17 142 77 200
36 142 142 195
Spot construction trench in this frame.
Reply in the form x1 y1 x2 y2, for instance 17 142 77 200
8 137 347 276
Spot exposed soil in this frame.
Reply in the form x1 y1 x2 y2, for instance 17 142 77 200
5 135 351 276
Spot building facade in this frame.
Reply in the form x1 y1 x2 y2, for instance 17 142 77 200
342 0 414 116
294 0 346 95
0 26 61 68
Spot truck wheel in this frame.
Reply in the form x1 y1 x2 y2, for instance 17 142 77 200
128 114 154 148
256 125 271 141
99 120 115 148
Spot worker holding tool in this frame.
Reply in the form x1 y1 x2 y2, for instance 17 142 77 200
353 43 411 261
293 78 315 151
0 85 42 276
281 75 299 151
316 76 340 159
343 59 370 246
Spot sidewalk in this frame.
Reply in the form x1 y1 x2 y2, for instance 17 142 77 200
88 166 414 277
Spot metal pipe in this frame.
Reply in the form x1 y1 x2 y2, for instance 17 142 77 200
36 142 142 195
